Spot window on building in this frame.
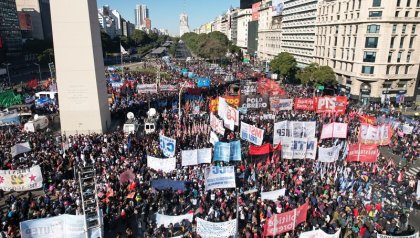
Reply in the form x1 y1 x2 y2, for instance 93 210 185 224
396 66 400 74
407 0 411 6
395 11 400 17
333 49 336 58
352 50 355 60
400 37 405 48
397 81 406 88
407 51 412 62
409 36 415 48
335 26 339 34
405 65 409 74
367 25 380 33
373 0 381 7
412 24 416 34
397 0 401 6
388 51 393 62
402 24 407 33
354 37 357 48
397 51 402 62
334 37 338 46
369 11 382 17
347 49 350 60
362 66 375 74
363 51 377 62
417 0 420 7
358 0 362 8
386 65 391 74
405 11 410 17
365 37 378 48
390 37 395 48
416 11 419 17
392 24 397 33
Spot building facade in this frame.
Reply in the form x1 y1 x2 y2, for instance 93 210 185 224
134 4 149 30
0 0 23 62
15 0 52 40
257 0 282 65
235 8 253 52
179 13 190 37
314 0 420 103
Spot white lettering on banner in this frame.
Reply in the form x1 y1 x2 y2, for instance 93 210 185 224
210 113 225 135
137 84 157 93
359 124 391 145
377 233 419 238
218 97 228 120
320 123 348 139
299 229 341 238
209 131 219 145
147 156 176 173
226 106 239 126
181 148 212 166
20 214 101 238
196 218 237 238
318 146 340 163
281 137 317 160
261 188 286 201
273 121 316 145
402 124 414 134
159 134 176 157
205 166 236 190
240 121 264 146
0 165 43 192
155 213 193 228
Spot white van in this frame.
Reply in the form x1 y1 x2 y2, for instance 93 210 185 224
23 115 49 132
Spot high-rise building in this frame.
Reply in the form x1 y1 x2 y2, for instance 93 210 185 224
15 0 53 40
145 18 151 30
179 13 190 37
134 4 149 29
314 0 420 103
240 0 261 9
0 0 23 62
257 0 282 65
234 8 252 52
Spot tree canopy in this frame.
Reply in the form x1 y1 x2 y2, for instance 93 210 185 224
181 31 236 60
297 63 337 86
270 52 297 80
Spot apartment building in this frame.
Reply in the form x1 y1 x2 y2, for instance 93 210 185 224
257 0 282 64
314 0 420 103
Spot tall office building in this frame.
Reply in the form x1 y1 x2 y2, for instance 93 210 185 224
240 0 261 9
179 13 190 37
314 0 420 103
15 0 53 40
0 0 23 62
134 4 149 29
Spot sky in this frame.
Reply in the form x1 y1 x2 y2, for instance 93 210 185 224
97 0 239 36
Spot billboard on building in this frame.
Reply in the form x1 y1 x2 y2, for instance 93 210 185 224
252 2 261 21
272 0 285 16
18 12 32 31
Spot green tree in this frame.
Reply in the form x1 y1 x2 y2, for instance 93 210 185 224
37 48 54 66
131 29 150 46
314 65 337 85
270 52 297 81
296 63 318 85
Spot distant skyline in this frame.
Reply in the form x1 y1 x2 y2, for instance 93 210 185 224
97 0 239 36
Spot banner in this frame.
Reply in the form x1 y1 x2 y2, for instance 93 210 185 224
263 203 309 237
205 166 236 190
240 81 257 95
402 124 414 134
240 95 269 110
240 121 264 146
147 156 176 173
159 134 176 157
11 142 32 157
210 113 225 135
151 179 186 191
209 98 219 112
318 145 340 163
214 141 242 162
20 214 101 238
155 213 193 228
315 96 347 114
181 148 212 166
226 105 239 126
377 233 418 238
359 115 377 124
300 229 341 238
281 137 317 159
347 144 379 162
0 165 42 192
249 144 271 155
359 124 392 145
196 218 237 238
320 123 348 139
218 97 228 120
294 98 315 111
273 121 316 145
210 131 219 145
159 84 178 92
209 96 240 112
197 77 211 88
270 97 293 111
261 188 286 201
137 84 157 93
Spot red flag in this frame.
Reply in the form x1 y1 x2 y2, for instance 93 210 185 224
249 144 272 155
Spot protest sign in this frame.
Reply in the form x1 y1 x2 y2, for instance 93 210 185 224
240 81 257 95
214 141 242 162
318 145 340 163
181 148 212 166
159 84 178 92
209 131 219 145
151 179 186 191
402 124 414 134
10 142 32 157
147 156 176 173
0 165 43 192
197 77 210 88
155 213 193 228
196 218 237 238
240 121 264 146
240 95 269 110
205 166 236 190
137 84 157 93
294 98 315 111
263 203 308 236
159 134 176 157
281 137 317 159
210 113 225 135
320 123 348 139
261 188 286 201
377 233 418 238
270 97 293 111
315 96 347 114
359 124 392 145
347 144 379 162
273 121 316 145
299 229 341 238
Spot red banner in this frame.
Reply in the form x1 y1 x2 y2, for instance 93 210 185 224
249 144 272 155
263 203 308 237
257 78 286 96
294 98 315 111
347 144 379 162
314 96 348 114
359 115 377 125
209 96 240 112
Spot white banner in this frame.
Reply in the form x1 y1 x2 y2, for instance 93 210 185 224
210 113 225 135
210 131 219 145
300 229 341 238
218 97 228 119
281 137 317 159
137 83 157 93
273 121 316 145
0 165 43 192
20 214 101 238
261 188 286 201
155 213 193 228
240 121 264 146
318 145 340 163
226 106 239 126
159 134 176 157
359 124 392 145
402 124 414 134
378 233 419 238
277 98 293 110
147 156 176 173
196 218 237 238
205 166 236 190
181 148 212 166
11 142 32 157
320 123 348 139
417 180 420 199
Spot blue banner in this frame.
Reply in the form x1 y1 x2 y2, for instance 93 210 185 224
159 134 176 157
214 141 242 162
188 72 197 79
197 78 211 88
151 179 186 191
184 94 203 101
230 141 242 161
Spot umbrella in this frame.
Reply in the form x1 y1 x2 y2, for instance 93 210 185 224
119 169 135 184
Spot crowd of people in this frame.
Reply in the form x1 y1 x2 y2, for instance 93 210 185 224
0 58 418 238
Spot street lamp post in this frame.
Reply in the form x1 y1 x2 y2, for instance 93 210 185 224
2 63 11 86
34 63 42 81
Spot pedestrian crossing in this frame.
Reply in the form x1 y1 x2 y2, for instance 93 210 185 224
406 167 420 177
